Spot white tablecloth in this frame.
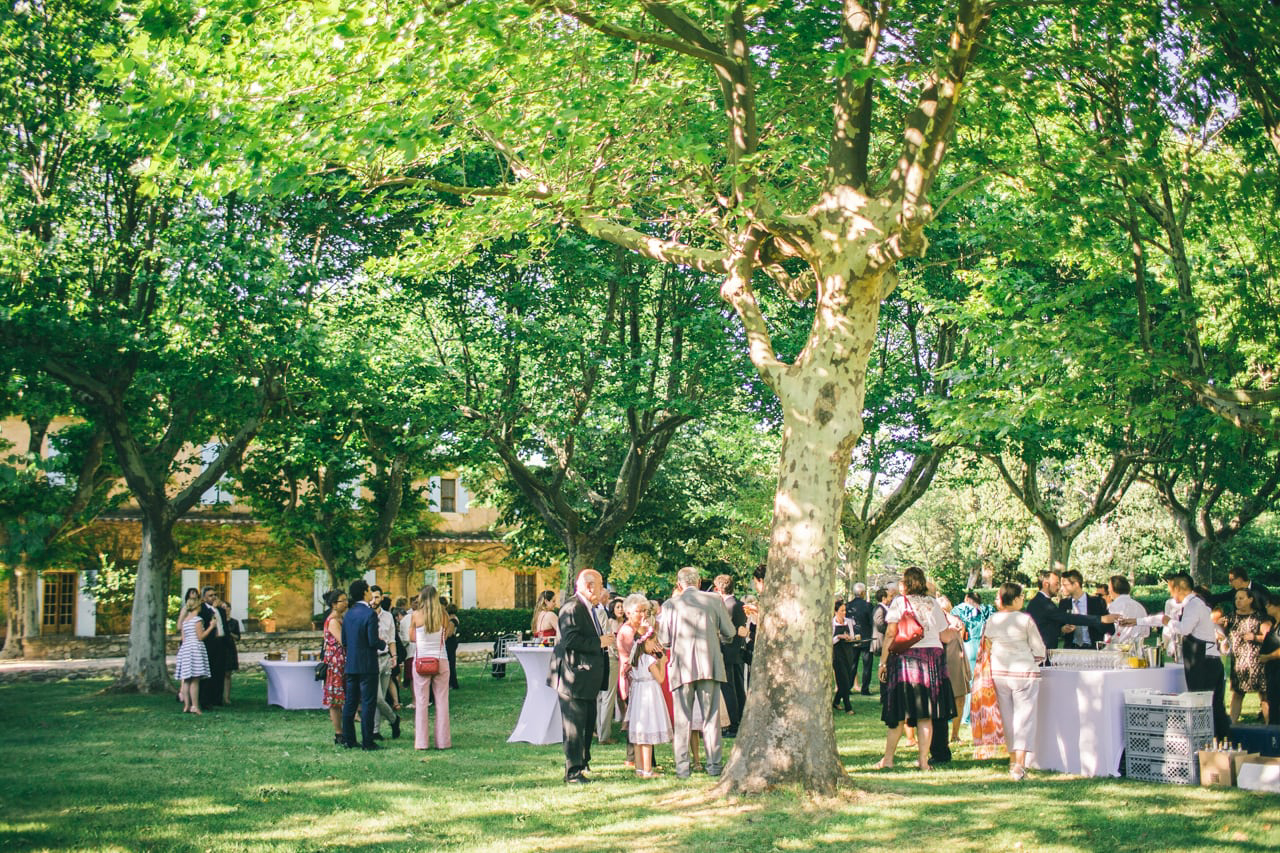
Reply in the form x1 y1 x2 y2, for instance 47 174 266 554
1029 665 1187 776
259 660 326 710
508 646 563 745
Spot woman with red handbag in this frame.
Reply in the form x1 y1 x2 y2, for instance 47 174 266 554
875 567 958 771
410 584 455 750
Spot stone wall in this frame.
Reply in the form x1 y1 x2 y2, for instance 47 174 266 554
21 631 325 660
18 631 490 662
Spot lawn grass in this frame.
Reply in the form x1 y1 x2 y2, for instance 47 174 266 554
1 663 1277 852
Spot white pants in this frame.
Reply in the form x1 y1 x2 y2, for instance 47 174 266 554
993 674 1040 754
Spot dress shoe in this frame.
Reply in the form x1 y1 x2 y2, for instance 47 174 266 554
333 734 345 745
859 689 872 696
721 728 738 738
564 774 591 785
390 717 401 739
362 742 381 751
371 732 385 741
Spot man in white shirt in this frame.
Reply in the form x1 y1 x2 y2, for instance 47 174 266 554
1103 575 1149 646
369 586 401 740
1125 571 1230 737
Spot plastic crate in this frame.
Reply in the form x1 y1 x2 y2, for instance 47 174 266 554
1124 703 1214 736
1126 753 1200 785
1123 689 1213 708
1125 729 1212 760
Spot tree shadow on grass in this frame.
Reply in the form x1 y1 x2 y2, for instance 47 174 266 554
1 675 1278 852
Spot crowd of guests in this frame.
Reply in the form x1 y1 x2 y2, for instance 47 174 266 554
173 585 240 714
318 580 459 750
173 559 1279 784
861 564 1280 779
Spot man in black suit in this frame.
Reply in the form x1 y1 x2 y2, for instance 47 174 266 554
713 574 749 738
1025 570 1114 651
1057 570 1114 649
197 586 227 709
846 583 875 695
1208 567 1270 607
341 579 386 750
548 569 613 783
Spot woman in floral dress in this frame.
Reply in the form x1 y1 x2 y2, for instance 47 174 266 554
322 590 349 745
1226 587 1268 724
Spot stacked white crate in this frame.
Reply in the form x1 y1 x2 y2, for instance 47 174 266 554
1123 689 1215 784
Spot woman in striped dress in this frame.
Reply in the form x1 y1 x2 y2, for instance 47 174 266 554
175 591 214 714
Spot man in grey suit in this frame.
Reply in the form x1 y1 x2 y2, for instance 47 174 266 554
659 566 735 778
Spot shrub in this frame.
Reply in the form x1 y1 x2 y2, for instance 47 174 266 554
454 608 534 642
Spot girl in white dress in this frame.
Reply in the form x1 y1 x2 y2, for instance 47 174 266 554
627 631 672 778
174 593 215 714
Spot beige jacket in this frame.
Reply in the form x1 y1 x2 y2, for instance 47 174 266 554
658 587 735 689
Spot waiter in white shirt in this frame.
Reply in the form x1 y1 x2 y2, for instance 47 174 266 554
1103 575 1149 646
1125 571 1230 737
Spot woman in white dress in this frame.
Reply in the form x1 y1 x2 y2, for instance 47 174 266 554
174 591 215 714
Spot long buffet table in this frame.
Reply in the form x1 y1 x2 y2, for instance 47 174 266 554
1029 664 1187 777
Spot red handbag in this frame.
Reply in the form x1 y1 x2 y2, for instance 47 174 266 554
414 627 445 675
889 597 924 653
415 656 440 676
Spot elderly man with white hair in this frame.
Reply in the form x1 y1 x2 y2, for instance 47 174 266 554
846 583 875 696
659 566 735 778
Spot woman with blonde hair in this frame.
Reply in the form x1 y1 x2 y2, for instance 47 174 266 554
531 590 559 641
174 589 214 714
411 584 455 749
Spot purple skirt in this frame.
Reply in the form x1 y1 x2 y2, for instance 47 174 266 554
880 645 956 728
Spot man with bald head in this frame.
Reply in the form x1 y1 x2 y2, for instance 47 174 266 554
660 566 735 778
548 569 614 784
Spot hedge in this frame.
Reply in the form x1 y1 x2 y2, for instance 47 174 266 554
454 608 534 642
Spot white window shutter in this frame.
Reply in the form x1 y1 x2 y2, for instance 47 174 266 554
75 571 96 637
199 442 232 505
461 569 477 609
229 569 249 621
363 568 377 587
456 480 468 514
313 570 332 614
181 569 200 599
44 438 66 487
428 476 441 512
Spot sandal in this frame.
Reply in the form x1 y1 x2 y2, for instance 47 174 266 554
872 758 893 770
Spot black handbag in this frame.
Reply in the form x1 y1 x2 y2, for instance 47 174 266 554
314 660 327 681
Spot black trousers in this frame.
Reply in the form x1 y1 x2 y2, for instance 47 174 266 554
929 716 953 764
849 643 874 693
342 670 379 747
1185 655 1231 738
558 694 598 780
199 639 226 708
721 654 746 730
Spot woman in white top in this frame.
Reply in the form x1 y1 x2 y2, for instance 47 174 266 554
875 567 958 771
411 584 455 749
984 582 1046 780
